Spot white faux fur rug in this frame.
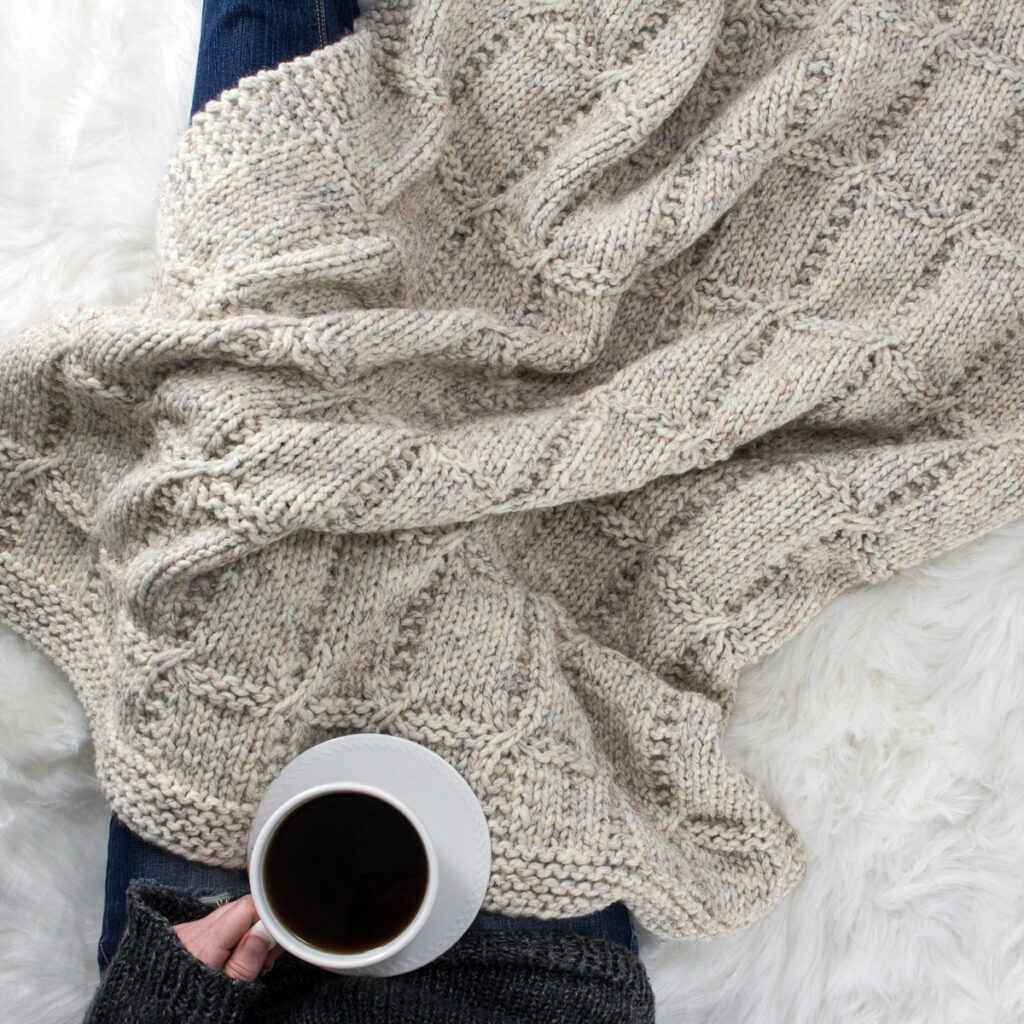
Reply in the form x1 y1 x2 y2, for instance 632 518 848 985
2 3 1023 1022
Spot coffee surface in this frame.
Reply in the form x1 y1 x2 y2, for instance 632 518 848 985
262 792 428 954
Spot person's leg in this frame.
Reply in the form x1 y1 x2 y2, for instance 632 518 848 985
97 814 251 977
113 0 640 974
190 0 360 121
98 807 638 976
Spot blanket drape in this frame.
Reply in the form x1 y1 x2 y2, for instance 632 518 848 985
2 0 1022 940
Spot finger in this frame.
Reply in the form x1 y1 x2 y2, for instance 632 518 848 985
248 918 278 950
211 896 261 956
204 899 240 920
198 893 258 928
190 896 259 970
260 945 286 975
222 928 271 983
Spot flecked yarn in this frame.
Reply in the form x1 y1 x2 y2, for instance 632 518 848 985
2 0 1023 941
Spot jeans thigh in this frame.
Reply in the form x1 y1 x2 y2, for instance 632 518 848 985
97 814 250 978
190 0 360 121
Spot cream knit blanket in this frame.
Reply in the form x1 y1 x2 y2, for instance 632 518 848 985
2 0 1023 941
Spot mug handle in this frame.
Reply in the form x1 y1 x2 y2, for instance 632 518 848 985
248 918 279 951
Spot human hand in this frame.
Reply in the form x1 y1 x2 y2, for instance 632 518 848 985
173 894 284 982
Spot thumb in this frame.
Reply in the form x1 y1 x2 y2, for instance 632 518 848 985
222 928 271 983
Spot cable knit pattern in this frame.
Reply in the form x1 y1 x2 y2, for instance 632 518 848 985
2 0 1024 940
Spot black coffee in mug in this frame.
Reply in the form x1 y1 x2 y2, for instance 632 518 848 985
262 791 429 954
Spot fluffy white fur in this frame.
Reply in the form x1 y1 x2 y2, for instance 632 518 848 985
1 3 1022 1022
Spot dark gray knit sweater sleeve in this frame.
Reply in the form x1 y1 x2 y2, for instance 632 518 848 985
82 883 263 1024
83 882 657 1023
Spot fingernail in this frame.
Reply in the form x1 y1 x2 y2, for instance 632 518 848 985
249 919 278 950
243 934 270 958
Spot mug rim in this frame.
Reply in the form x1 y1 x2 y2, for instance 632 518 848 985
248 781 439 969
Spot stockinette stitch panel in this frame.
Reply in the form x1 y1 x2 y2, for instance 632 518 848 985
2 0 1023 940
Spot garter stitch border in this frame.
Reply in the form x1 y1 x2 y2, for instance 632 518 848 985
2 0 1023 941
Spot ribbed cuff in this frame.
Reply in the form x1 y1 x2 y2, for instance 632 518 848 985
278 928 658 1024
439 928 656 1020
83 882 263 1024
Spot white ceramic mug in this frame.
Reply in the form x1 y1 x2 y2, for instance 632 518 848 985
247 780 440 974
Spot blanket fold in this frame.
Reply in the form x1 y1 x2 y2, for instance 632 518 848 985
2 0 1022 940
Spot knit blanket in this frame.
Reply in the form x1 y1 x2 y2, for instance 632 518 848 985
1 0 1022 941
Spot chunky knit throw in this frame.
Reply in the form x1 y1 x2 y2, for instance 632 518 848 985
2 0 1023 941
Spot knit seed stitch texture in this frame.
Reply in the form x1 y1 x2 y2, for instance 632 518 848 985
1 0 1023 940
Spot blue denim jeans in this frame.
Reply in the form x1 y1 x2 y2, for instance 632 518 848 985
190 0 361 120
98 814 639 976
